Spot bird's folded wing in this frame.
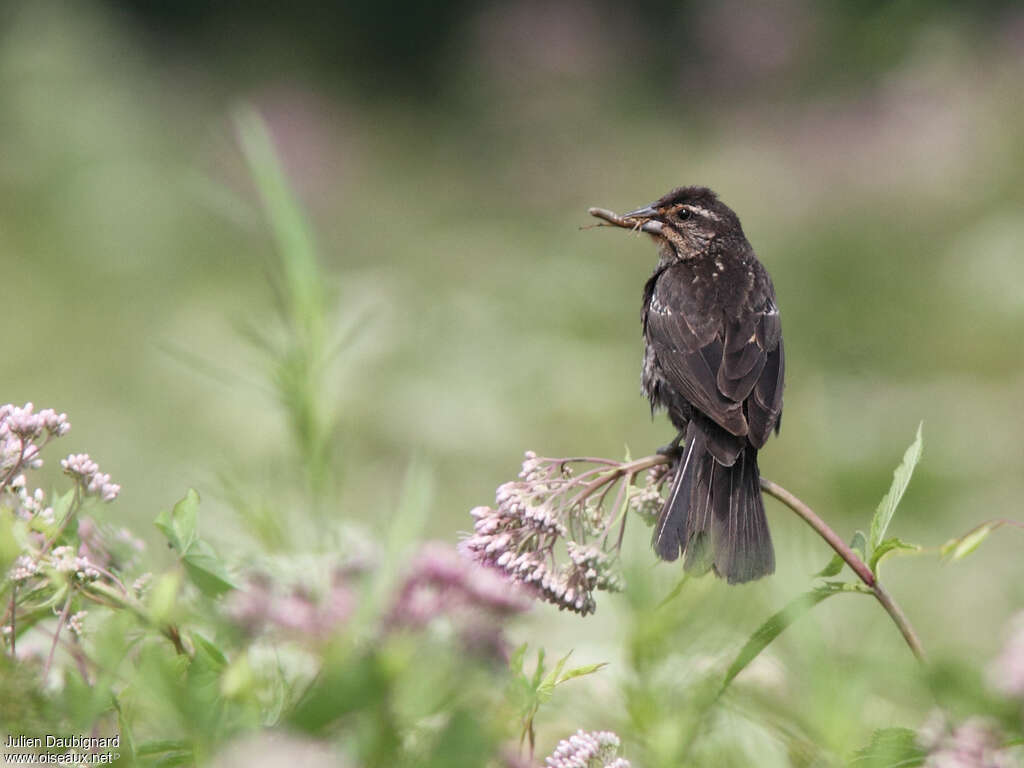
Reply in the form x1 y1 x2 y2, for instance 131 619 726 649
646 267 784 444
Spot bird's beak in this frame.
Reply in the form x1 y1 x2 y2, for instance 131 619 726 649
587 204 664 235
622 204 659 220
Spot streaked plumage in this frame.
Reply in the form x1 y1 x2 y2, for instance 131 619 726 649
598 186 784 583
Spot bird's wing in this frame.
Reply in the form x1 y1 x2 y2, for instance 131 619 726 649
746 303 784 448
646 262 784 446
644 264 748 437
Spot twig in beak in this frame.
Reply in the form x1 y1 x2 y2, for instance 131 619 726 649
587 207 663 235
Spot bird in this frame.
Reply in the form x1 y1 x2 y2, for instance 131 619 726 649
589 186 784 583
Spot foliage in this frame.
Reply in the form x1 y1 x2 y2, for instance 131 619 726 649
3 114 1024 768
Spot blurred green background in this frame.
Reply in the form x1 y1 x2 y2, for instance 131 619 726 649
3 0 1023 759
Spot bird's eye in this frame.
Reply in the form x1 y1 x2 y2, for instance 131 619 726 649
677 208 692 221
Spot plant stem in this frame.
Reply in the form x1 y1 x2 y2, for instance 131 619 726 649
759 477 926 661
638 454 926 661
44 592 73 680
758 479 876 587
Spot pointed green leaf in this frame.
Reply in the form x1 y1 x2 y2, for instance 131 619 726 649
508 643 528 676
941 521 1001 561
851 530 868 562
530 648 546 690
868 537 921 575
658 572 690 608
849 727 925 767
869 424 923 553
816 531 868 578
136 741 191 757
539 650 572 697
556 662 608 685
722 583 852 692
182 539 236 597
155 489 200 552
191 632 228 669
815 552 844 578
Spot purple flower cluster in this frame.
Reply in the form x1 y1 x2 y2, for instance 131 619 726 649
544 730 631 768
1 402 69 479
390 542 530 658
7 545 102 585
226 543 527 660
918 713 1016 768
61 453 121 502
628 465 671 526
226 570 354 639
462 452 639 616
989 611 1024 699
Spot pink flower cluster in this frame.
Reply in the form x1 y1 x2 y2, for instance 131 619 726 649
389 542 530 658
461 452 626 616
1 402 69 478
989 611 1024 699
918 713 1016 768
544 730 631 768
61 453 120 502
226 570 355 639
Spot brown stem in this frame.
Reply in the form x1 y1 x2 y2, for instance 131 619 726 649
758 478 876 588
758 477 926 661
44 591 74 680
635 454 926 661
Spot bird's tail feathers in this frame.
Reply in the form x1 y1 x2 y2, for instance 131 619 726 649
653 426 774 583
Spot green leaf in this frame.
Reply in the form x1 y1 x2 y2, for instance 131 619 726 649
182 540 236 597
815 530 869 578
154 751 195 768
539 650 571 697
191 632 228 669
0 509 21 577
235 106 324 335
849 727 925 767
815 553 844 578
657 572 691 608
136 740 190 757
940 520 1010 562
155 489 200 552
722 583 852 692
147 570 183 624
508 643 528 676
557 662 608 685
868 537 921 575
851 530 868 561
530 647 547 690
869 423 923 553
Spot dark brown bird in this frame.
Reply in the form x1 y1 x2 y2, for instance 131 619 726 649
590 186 784 583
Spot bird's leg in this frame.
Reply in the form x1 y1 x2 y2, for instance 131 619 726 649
657 431 685 458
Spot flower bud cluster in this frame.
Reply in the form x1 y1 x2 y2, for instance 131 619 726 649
545 730 631 768
9 555 40 582
1 403 69 477
67 610 88 636
4 474 55 523
988 611 1024 699
390 542 529 658
917 713 1016 768
462 452 626 616
226 570 355 639
50 546 101 581
61 453 121 501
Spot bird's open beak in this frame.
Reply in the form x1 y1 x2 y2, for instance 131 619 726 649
587 204 664 235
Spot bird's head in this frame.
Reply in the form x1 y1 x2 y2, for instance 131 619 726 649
590 186 743 260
